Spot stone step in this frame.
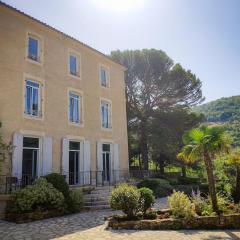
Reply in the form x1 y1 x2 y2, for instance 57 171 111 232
84 200 109 206
94 186 114 189
84 205 110 210
90 189 112 194
84 192 111 198
84 196 109 202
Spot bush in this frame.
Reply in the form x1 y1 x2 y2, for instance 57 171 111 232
168 190 196 219
6 178 65 214
199 183 209 194
68 189 84 212
45 173 69 198
177 176 200 185
110 184 140 218
191 189 211 216
139 187 155 215
137 178 173 198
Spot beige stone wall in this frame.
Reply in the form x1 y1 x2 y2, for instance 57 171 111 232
0 5 128 175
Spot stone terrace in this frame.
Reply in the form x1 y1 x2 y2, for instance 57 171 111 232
1 209 240 240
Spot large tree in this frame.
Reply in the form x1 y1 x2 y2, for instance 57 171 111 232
149 107 205 174
111 49 204 169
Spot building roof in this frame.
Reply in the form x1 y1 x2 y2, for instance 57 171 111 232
0 1 126 70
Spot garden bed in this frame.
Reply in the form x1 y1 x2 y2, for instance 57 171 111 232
5 209 66 223
108 213 240 230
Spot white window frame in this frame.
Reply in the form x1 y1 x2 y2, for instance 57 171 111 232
68 88 84 127
22 135 42 178
24 80 41 118
69 140 81 185
99 64 110 88
100 98 112 130
26 31 43 65
68 49 81 79
22 74 45 121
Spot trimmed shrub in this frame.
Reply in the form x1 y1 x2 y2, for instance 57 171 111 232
6 178 65 214
45 173 69 198
168 191 196 219
68 189 84 212
110 184 140 218
139 187 155 215
137 178 173 197
177 176 200 185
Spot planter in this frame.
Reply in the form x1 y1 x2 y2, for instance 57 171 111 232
108 214 240 230
0 194 10 219
5 209 66 223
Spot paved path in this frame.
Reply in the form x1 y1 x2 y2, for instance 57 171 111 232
0 199 240 240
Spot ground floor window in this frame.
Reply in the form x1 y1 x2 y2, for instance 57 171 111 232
102 143 110 182
22 137 39 184
69 141 81 185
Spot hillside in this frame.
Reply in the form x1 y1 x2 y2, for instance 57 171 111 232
194 95 240 146
194 95 240 122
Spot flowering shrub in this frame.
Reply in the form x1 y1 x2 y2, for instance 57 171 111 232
168 191 196 219
110 184 140 218
6 178 65 214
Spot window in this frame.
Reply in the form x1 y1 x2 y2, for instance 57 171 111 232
69 51 80 78
69 55 77 76
25 80 41 117
101 100 111 129
22 137 39 182
28 35 40 62
69 92 81 124
69 141 81 185
100 66 109 87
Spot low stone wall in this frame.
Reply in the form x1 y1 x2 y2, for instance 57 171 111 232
0 194 10 219
108 214 240 230
5 210 66 223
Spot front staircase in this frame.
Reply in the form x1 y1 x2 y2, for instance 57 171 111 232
83 185 114 210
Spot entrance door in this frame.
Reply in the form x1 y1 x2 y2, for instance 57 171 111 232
69 141 80 185
22 137 39 185
102 144 110 182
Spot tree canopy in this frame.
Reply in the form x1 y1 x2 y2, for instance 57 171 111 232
111 49 204 169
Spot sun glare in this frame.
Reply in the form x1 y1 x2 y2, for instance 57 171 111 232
92 0 145 12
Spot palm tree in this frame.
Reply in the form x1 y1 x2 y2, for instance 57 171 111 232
178 125 231 213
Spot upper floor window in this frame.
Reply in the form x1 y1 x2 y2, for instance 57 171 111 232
28 34 41 62
69 92 81 124
70 55 77 75
25 80 41 117
100 66 109 87
69 52 80 78
101 100 111 129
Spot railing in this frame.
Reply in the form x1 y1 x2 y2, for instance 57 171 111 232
0 170 132 194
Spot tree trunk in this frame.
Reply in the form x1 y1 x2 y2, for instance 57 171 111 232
234 166 240 203
181 166 186 178
159 159 165 175
138 154 142 170
140 119 148 170
203 153 219 214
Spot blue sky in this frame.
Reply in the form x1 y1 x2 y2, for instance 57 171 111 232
3 0 240 103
